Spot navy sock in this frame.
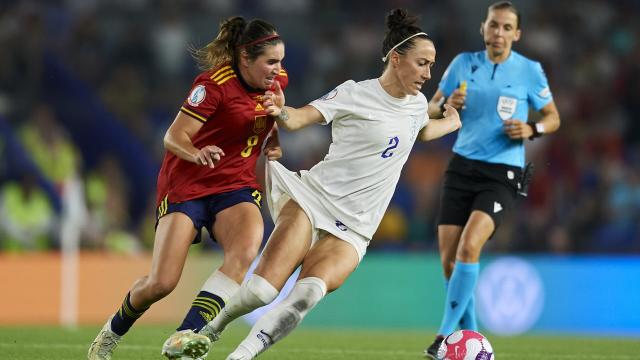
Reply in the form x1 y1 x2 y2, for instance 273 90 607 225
177 291 225 332
110 293 148 336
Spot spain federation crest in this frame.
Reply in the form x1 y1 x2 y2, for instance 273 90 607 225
253 115 267 134
497 96 517 120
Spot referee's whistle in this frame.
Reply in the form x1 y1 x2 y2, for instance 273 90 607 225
459 81 467 94
459 81 467 109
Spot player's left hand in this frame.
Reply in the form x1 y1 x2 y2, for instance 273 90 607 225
263 131 282 160
503 119 533 139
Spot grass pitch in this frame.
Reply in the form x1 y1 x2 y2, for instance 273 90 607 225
0 324 639 359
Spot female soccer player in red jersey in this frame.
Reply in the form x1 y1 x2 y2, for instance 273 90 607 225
88 16 288 360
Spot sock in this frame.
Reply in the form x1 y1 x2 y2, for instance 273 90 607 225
228 277 327 358
110 292 148 336
444 279 478 331
177 270 240 331
208 274 279 333
437 261 479 336
459 292 478 331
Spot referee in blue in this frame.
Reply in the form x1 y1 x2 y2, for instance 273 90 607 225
424 2 560 357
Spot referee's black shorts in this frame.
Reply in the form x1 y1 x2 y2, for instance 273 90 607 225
437 154 522 229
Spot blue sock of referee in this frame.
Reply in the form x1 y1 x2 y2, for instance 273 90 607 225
444 279 478 331
438 261 479 336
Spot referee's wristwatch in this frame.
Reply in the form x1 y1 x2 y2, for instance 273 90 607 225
527 121 545 140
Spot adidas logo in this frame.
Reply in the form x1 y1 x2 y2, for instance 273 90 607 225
199 311 214 322
493 201 503 213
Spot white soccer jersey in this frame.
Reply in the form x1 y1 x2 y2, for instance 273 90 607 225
301 78 429 238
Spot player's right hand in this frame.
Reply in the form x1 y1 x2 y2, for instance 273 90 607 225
447 88 466 110
264 80 286 117
195 145 225 168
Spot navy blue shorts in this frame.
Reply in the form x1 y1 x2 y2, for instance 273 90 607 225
155 187 263 244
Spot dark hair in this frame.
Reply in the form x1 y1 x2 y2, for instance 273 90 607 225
488 1 521 29
381 9 432 65
191 17 282 71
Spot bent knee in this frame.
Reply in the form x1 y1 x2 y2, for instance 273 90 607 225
242 275 279 308
456 243 481 262
145 277 179 300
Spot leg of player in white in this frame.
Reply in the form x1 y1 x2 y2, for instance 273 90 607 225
227 207 358 359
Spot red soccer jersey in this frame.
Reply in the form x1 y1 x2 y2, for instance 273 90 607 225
156 63 289 205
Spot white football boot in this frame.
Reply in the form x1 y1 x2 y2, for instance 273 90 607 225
87 316 121 360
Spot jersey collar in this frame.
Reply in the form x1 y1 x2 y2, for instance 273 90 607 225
232 63 263 94
483 49 515 66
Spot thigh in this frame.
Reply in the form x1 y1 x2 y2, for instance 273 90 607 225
214 202 264 256
254 200 313 290
299 233 360 292
150 212 198 283
457 210 495 262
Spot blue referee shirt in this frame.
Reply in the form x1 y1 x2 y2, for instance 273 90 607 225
439 50 553 168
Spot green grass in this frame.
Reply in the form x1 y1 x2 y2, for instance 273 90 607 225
1 324 639 359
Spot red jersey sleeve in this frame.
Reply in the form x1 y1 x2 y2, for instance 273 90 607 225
179 67 228 123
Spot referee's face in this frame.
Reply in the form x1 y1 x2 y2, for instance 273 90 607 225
395 38 435 96
482 8 521 60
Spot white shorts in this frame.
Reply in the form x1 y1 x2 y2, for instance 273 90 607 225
265 160 369 261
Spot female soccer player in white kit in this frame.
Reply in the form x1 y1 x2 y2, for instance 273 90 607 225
195 9 461 360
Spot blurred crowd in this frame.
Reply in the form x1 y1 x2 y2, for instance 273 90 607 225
0 0 639 254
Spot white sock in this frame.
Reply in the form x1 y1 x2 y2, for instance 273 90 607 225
229 277 327 359
202 270 241 303
209 275 279 333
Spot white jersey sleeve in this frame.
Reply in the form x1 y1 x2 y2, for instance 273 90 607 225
309 80 357 125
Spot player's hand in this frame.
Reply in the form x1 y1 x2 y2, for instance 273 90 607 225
503 119 533 139
263 80 286 117
194 145 225 168
443 104 462 130
446 88 466 110
263 131 282 160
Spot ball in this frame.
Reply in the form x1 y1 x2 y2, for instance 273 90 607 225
437 330 494 360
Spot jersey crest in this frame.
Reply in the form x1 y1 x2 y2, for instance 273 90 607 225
253 115 267 134
497 96 517 120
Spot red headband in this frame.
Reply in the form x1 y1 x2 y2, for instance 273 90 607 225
240 34 281 48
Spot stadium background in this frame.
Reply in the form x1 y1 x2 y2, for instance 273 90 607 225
1 0 639 344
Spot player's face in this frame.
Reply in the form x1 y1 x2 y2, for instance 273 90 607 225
396 39 435 96
245 42 285 90
482 8 521 59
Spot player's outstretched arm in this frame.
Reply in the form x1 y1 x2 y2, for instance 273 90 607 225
263 81 324 131
420 104 462 141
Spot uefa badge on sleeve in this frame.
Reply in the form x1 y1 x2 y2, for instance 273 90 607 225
188 85 206 107
497 96 517 120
